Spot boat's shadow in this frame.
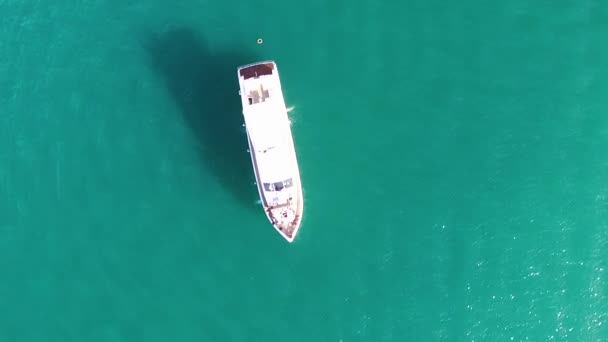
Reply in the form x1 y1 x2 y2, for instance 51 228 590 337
144 28 259 210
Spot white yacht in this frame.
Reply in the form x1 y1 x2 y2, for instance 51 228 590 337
237 61 303 243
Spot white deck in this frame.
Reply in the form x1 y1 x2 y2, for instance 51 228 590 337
243 103 294 182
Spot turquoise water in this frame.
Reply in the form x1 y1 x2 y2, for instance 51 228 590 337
2 0 608 340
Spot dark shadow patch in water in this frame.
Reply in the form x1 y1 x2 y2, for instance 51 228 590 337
143 28 259 210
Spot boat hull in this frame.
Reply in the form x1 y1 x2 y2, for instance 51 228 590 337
237 61 304 242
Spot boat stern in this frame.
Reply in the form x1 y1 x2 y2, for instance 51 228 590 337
237 60 276 81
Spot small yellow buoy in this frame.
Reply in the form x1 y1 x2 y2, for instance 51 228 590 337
257 38 263 44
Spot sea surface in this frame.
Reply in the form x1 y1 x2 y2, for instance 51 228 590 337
1 0 608 341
